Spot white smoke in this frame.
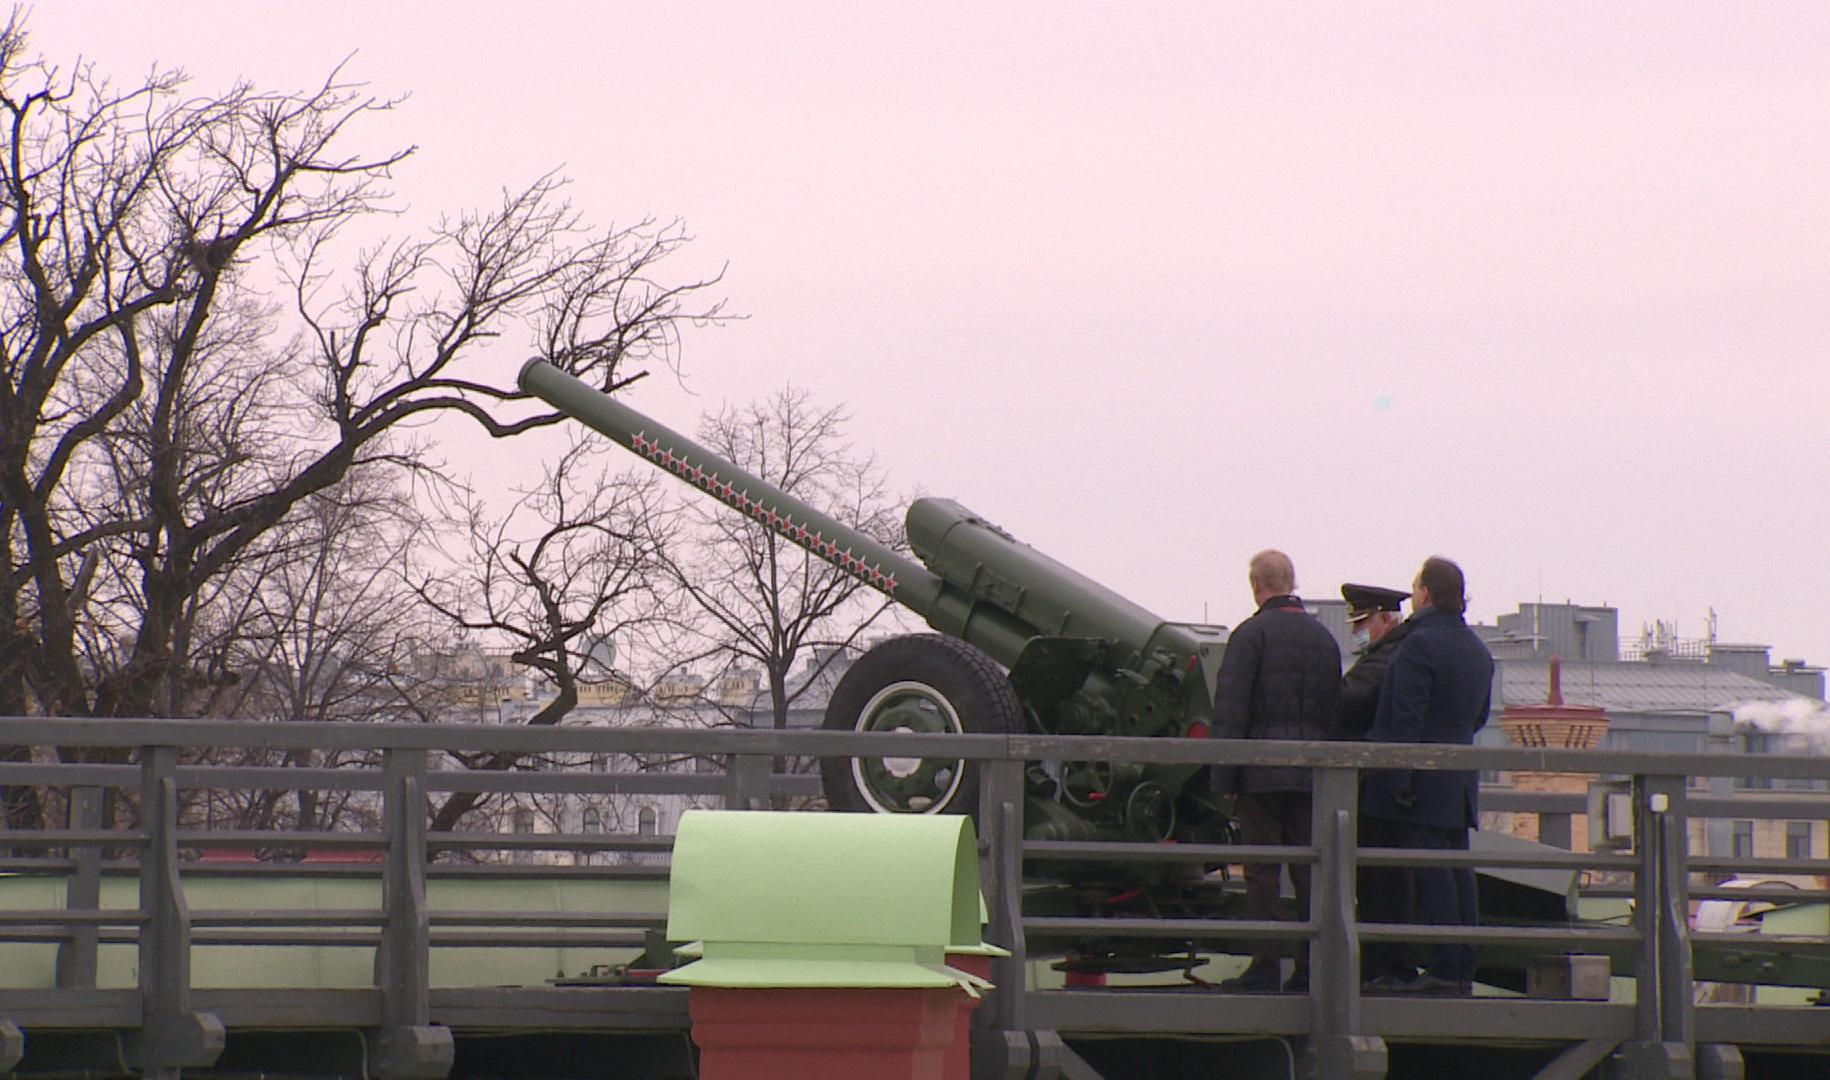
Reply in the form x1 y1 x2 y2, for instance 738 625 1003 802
1731 698 1830 751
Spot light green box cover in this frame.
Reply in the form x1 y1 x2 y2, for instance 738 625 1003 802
659 810 998 992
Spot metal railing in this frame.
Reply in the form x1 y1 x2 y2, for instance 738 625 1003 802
0 717 1827 1079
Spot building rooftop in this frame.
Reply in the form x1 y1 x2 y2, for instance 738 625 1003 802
1497 660 1807 714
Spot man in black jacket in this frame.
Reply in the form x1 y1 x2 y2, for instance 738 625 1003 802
1360 556 1494 995
1338 582 1417 981
1209 550 1342 992
1339 583 1411 739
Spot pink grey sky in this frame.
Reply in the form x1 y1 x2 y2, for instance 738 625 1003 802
28 4 1830 666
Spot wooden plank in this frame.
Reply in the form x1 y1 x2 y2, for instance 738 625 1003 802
0 989 139 1028
1024 916 1312 941
427 987 691 1030
1361 998 1636 1042
190 989 381 1028
1694 1005 1830 1046
1026 989 1310 1036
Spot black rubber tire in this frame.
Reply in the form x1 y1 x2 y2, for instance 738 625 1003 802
820 634 1024 818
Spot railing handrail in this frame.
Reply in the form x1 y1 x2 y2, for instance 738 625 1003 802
4 717 1830 1074
0 715 1824 781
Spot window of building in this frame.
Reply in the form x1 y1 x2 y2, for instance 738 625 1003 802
1734 731 1775 790
1787 822 1813 860
1731 820 1755 860
581 807 602 833
590 752 608 773
637 807 658 837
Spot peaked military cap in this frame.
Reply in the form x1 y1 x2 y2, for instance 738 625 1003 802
1341 583 1407 619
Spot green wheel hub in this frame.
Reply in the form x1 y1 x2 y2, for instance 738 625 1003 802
849 680 967 814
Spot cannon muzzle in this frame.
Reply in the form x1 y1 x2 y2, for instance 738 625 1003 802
519 359 942 610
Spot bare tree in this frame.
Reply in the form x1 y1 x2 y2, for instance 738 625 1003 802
0 15 721 827
659 388 907 736
410 436 681 834
199 466 435 836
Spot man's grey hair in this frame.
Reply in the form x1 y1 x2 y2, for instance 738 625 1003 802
1248 549 1296 595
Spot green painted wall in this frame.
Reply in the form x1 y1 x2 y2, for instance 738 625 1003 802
0 872 663 990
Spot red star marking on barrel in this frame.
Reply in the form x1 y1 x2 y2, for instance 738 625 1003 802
687 464 705 485
630 433 649 454
882 573 897 592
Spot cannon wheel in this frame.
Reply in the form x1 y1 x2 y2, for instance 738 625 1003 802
820 634 1023 817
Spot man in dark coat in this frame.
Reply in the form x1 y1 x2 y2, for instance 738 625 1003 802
1339 582 1420 981
1360 556 1494 994
1209 549 1342 992
1338 583 1411 739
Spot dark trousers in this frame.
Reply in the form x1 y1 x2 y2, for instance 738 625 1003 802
1236 791 1312 977
1359 816 1477 983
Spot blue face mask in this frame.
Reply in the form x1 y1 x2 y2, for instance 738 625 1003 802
1351 628 1371 654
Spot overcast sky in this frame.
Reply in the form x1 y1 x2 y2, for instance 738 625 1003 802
27 3 1830 668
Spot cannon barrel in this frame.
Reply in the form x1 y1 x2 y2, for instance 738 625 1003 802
518 360 1007 630
519 360 1207 696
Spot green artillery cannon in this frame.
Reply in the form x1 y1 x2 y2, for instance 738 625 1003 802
524 361 1585 978
520 360 1231 847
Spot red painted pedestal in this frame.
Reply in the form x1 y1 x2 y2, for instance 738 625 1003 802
943 954 993 1080
689 986 973 1080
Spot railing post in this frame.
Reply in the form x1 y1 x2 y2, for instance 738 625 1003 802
128 745 224 1078
373 747 452 1079
973 757 1032 1080
1302 766 1385 1080
1616 772 1694 1079
54 784 103 988
724 752 769 811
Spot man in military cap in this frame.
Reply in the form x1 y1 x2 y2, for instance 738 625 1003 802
1339 583 1411 739
1338 582 1418 983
